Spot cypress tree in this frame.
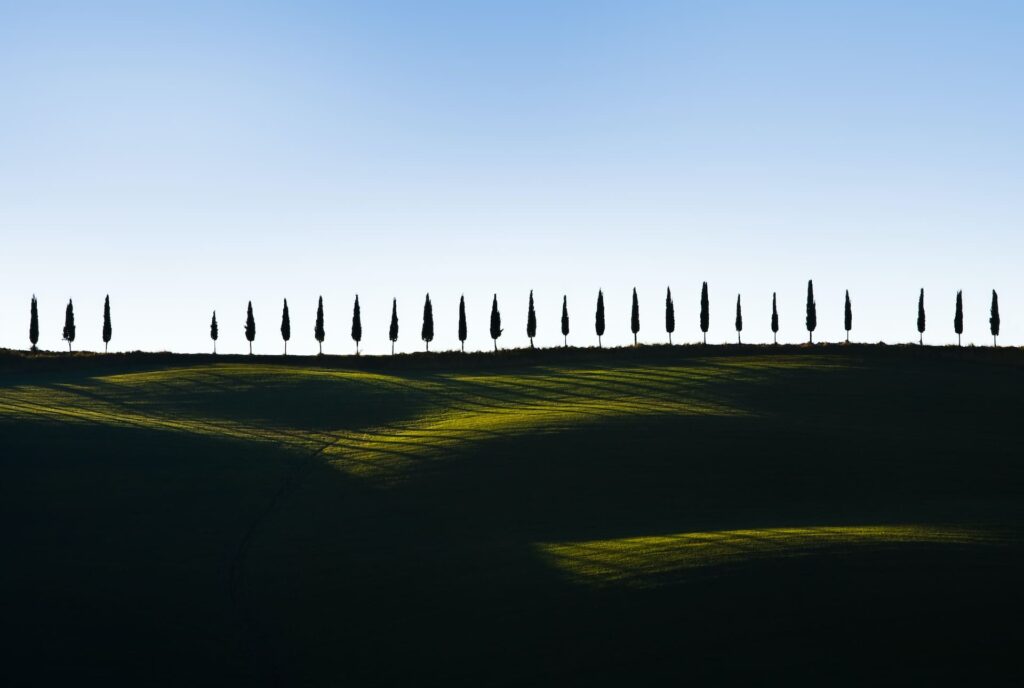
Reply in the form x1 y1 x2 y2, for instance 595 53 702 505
665 287 675 345
630 288 640 346
771 292 779 345
210 311 219 354
245 301 256 355
102 295 112 353
351 295 362 355
700 282 709 345
844 290 852 343
281 299 291 355
595 289 605 348
389 298 399 355
954 291 963 347
917 288 926 345
314 296 325 355
29 295 39 351
735 294 743 344
526 290 537 349
561 295 569 347
490 294 503 351
62 299 76 352
421 294 434 351
458 295 467 352
990 290 1000 347
805 280 817 344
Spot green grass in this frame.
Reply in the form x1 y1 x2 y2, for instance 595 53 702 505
2 346 1024 685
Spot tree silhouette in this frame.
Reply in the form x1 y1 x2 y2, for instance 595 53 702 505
595 289 605 348
561 295 569 347
735 294 743 344
281 299 291 355
102 295 112 353
844 290 852 343
62 299 75 352
490 294 503 351
389 298 399 355
527 290 537 349
29 296 39 351
458 295 467 352
805 280 817 344
630 288 640 346
351 295 362 355
421 294 434 351
210 311 218 354
917 288 926 345
314 296 325 355
700 282 709 345
245 301 256 355
771 292 779 345
990 290 1000 347
954 291 963 347
665 287 675 345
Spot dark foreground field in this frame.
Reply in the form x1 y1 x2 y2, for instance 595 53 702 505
2 345 1023 685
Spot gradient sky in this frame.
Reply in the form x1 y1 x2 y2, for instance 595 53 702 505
2 1 1022 354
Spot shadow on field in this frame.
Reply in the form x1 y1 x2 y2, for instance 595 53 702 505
2 349 1024 685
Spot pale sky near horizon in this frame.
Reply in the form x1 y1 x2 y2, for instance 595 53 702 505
1 1 1022 354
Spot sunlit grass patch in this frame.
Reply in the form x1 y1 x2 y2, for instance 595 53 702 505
0 356 847 483
537 525 1008 588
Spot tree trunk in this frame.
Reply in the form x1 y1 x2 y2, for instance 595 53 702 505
493 339 497 352
774 333 777 345
530 338 534 349
319 342 323 355
564 335 567 348
846 332 849 343
284 341 287 356
958 334 961 347
633 334 637 346
391 341 394 355
426 341 429 352
809 332 813 344
702 333 706 345
461 341 465 352
598 336 602 348
669 333 672 345
105 342 108 353
249 341 252 355
919 334 923 346
737 333 741 344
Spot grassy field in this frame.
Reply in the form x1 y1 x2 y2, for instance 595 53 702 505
2 345 1023 685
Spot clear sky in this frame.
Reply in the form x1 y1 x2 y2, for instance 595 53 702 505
2 1 1021 354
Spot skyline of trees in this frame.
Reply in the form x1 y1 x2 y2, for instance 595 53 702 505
13 287 1013 354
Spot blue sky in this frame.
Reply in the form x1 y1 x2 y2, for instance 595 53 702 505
2 1 1021 353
